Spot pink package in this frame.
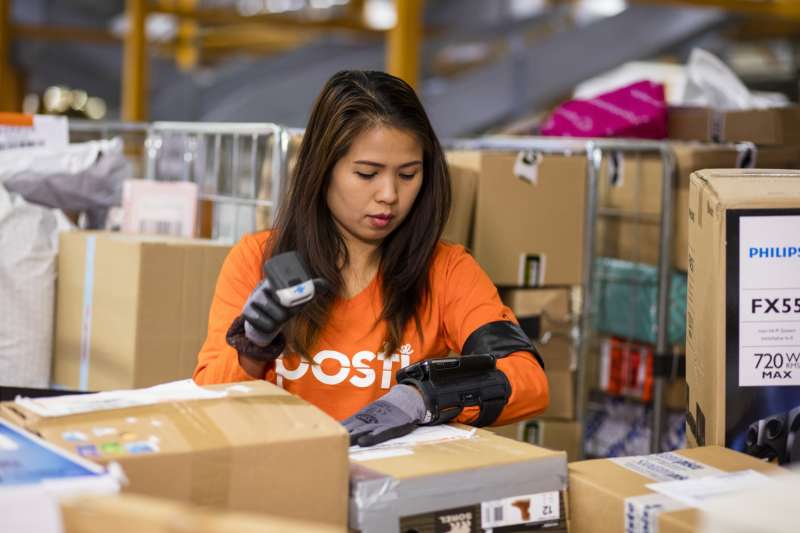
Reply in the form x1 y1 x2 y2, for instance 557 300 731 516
540 80 668 139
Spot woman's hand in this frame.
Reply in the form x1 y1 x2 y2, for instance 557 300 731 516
242 277 292 348
343 384 428 447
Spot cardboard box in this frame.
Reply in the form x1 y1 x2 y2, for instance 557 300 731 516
686 169 800 462
669 105 800 145
442 157 479 247
53 231 230 391
500 288 575 371
1 380 349 528
472 151 588 286
568 446 785 533
545 369 575 420
489 419 582 462
349 427 568 532
61 494 342 533
598 143 800 270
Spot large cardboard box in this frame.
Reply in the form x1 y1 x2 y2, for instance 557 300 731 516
349 427 568 532
569 446 785 533
473 151 588 286
669 105 800 145
1 380 349 528
442 156 479 247
499 289 577 419
53 231 230 391
61 494 342 533
500 288 575 370
598 143 800 270
686 169 800 463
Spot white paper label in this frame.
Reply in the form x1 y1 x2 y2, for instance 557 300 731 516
15 380 230 417
738 215 800 387
624 493 688 533
481 490 560 529
349 447 414 462
611 452 722 482
0 114 68 152
513 150 542 184
646 470 771 509
348 425 475 453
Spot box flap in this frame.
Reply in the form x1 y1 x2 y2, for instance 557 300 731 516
692 169 800 207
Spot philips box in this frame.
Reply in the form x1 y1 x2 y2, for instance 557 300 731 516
686 169 800 463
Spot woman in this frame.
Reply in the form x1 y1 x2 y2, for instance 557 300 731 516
194 70 548 446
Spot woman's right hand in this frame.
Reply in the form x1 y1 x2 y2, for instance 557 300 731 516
241 277 292 349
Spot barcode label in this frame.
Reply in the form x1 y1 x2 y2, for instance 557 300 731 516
494 505 504 522
481 491 560 529
138 219 184 237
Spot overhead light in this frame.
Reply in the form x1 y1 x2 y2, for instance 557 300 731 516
365 0 396 30
85 97 107 121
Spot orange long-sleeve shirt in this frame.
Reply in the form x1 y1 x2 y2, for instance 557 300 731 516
194 231 549 425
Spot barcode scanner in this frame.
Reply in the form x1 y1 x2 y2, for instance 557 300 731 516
263 251 329 308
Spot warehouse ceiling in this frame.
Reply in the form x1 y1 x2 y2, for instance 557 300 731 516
11 0 731 135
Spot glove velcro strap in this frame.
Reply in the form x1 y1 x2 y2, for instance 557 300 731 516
226 315 285 361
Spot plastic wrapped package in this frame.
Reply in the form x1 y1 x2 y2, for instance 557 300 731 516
0 138 130 228
0 185 59 386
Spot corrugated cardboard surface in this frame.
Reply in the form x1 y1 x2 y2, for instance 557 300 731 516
53 231 230 391
1 381 349 528
598 144 800 270
568 446 784 533
61 494 344 533
500 288 574 372
442 161 478 248
669 105 800 145
543 369 574 420
686 169 800 448
473 152 587 286
350 428 567 532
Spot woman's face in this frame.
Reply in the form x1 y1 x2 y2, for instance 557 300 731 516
327 125 424 250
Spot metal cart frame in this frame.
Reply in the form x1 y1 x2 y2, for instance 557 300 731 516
443 136 676 456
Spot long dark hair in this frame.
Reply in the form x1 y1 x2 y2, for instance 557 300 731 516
266 70 451 358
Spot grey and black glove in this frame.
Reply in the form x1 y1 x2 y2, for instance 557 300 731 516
343 384 428 447
242 276 294 348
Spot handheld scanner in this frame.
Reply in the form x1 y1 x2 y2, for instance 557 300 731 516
263 251 316 308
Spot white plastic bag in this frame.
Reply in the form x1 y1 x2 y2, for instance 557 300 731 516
0 137 129 213
683 48 789 110
0 184 59 386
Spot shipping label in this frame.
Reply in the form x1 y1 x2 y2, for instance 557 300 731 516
623 493 687 533
738 215 800 386
611 452 722 482
481 490 560 530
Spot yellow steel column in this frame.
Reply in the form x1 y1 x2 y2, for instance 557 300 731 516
0 0 17 111
174 0 198 71
122 0 148 121
386 0 424 89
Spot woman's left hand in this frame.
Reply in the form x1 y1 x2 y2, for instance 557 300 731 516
343 384 428 447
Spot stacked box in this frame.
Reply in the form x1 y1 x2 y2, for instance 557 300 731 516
53 231 230 391
1 380 350 528
686 169 800 464
61 494 340 533
568 446 785 533
349 427 568 532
